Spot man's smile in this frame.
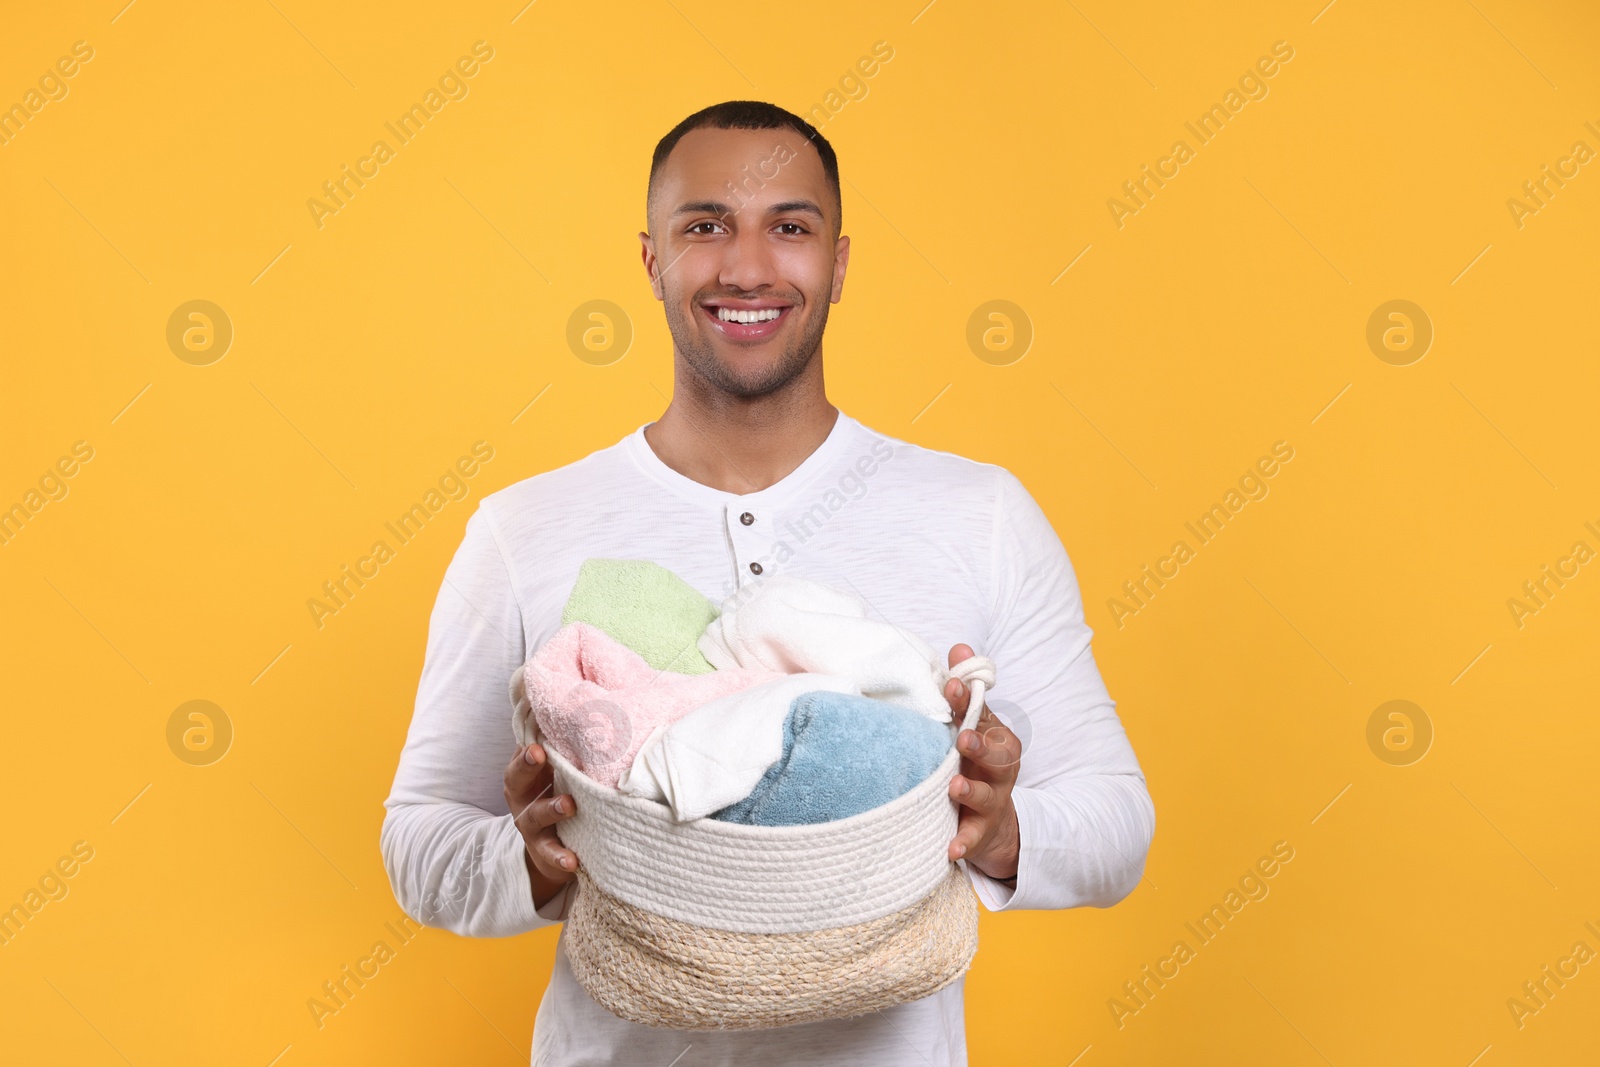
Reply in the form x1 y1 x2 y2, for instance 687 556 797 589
698 301 794 343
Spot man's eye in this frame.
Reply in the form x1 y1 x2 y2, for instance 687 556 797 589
688 221 724 235
776 223 807 235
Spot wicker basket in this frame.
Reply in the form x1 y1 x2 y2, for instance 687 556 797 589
508 654 996 1030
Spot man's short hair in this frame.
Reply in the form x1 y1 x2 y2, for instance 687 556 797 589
647 100 842 237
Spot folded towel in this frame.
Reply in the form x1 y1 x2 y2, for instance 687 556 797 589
697 575 952 722
711 690 954 826
522 622 786 787
617 672 865 821
561 558 719 675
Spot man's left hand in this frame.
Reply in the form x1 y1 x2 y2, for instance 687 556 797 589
944 643 1021 880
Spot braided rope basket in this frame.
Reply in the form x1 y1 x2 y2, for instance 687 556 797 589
508 653 997 1031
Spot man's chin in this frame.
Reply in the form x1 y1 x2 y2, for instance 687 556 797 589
702 348 804 396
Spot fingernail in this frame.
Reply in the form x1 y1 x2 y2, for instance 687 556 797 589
953 844 966 858
555 797 568 814
561 855 575 869
959 781 971 797
524 745 539 764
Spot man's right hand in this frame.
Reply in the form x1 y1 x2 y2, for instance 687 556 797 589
505 741 579 909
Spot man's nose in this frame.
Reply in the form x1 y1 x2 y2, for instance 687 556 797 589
717 221 779 293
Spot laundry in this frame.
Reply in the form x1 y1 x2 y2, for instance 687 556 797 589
697 575 953 722
519 621 786 787
561 558 719 675
711 690 955 827
617 672 865 821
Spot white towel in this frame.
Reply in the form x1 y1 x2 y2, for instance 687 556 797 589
697 575 953 722
617 673 863 821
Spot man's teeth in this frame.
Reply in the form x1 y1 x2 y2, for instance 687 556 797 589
715 307 783 324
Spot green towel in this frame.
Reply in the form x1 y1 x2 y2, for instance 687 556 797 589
560 558 719 675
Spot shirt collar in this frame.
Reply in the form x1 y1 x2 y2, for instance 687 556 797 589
625 408 860 509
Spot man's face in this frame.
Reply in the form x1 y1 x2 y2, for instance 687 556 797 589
641 126 849 398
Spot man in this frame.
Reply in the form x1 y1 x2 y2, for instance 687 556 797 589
380 100 1155 1065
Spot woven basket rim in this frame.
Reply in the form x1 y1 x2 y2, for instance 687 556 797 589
544 724 962 837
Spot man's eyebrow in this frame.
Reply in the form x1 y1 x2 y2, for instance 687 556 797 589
670 200 733 218
765 199 825 219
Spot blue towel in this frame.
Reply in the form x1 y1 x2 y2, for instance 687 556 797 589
710 690 953 827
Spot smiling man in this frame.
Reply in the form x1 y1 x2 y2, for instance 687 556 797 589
380 100 1154 1066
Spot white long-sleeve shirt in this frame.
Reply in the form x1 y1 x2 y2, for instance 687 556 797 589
379 408 1155 1066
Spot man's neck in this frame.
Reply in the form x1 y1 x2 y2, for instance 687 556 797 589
643 394 840 496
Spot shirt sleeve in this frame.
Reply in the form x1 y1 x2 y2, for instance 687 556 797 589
964 467 1156 912
379 499 564 936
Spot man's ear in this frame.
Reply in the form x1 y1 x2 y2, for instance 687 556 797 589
639 231 664 301
830 234 851 303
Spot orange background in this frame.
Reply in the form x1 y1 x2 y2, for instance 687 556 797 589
2 1 1598 1064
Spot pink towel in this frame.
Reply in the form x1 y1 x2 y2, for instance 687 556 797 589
522 622 786 787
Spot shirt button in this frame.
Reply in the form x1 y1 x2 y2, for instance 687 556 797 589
749 561 763 575
740 512 755 526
